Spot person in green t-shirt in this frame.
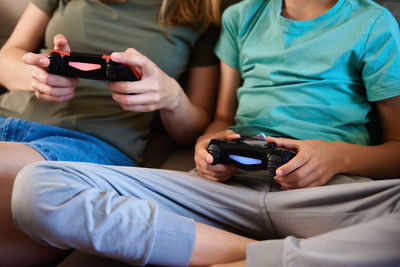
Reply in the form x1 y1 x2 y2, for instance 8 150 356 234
9 0 400 267
0 0 238 265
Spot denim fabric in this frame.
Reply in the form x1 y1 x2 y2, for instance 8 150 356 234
0 116 134 166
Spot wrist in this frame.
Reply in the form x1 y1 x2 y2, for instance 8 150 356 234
333 141 352 174
164 78 184 111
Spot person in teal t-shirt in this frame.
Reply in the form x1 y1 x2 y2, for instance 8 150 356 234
217 0 400 147
0 0 236 265
11 0 400 266
208 0 400 189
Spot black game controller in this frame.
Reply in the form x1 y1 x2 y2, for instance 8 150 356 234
47 50 141 81
207 138 296 176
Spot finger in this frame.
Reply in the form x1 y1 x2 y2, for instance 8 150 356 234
35 90 74 102
207 164 237 178
275 162 312 183
112 91 160 106
197 147 214 165
111 50 153 76
199 167 235 182
32 69 79 87
266 136 299 151
118 104 156 112
279 177 322 190
53 34 71 51
109 81 151 95
199 173 219 182
32 79 75 97
275 152 309 177
33 84 75 98
277 169 319 189
23 53 49 68
214 130 240 140
195 155 215 173
196 153 236 175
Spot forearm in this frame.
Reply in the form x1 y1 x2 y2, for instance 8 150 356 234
160 87 212 144
0 47 35 91
195 118 235 146
203 119 233 136
160 64 220 144
0 3 50 91
337 140 400 179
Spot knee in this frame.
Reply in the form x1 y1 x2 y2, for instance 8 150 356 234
11 162 67 241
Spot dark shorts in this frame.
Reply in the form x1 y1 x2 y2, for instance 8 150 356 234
0 116 135 166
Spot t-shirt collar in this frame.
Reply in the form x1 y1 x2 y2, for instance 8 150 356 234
272 0 346 31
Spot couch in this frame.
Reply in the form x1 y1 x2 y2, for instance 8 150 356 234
1 0 399 266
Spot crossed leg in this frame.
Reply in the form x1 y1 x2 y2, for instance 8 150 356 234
0 142 67 267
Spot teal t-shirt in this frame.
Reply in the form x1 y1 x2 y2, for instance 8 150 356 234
215 0 400 145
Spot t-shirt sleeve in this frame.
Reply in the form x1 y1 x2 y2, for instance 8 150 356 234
214 5 240 69
361 9 400 102
31 0 59 16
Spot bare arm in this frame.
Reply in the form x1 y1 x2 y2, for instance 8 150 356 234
194 61 243 182
271 95 400 189
339 95 400 178
160 63 220 144
200 61 241 137
108 50 224 144
0 3 50 91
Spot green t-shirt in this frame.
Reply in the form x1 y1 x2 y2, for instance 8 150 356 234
0 0 220 164
215 0 400 145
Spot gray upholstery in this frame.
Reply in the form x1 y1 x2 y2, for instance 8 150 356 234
377 1 400 23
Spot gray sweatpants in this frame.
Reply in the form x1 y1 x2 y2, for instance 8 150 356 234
11 161 400 266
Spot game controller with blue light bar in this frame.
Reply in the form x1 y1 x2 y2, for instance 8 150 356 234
47 50 141 81
207 138 296 177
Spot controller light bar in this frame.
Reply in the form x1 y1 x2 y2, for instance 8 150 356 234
229 154 262 165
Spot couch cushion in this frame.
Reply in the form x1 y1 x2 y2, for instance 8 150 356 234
0 0 30 47
376 1 400 23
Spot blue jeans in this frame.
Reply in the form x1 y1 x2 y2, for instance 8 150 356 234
0 116 134 166
12 161 400 266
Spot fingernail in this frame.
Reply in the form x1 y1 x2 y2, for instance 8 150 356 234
111 52 121 60
39 58 48 65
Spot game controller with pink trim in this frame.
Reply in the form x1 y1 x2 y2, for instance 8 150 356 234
47 50 141 81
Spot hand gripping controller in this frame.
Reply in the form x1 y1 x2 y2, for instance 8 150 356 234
47 50 141 81
207 138 296 176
